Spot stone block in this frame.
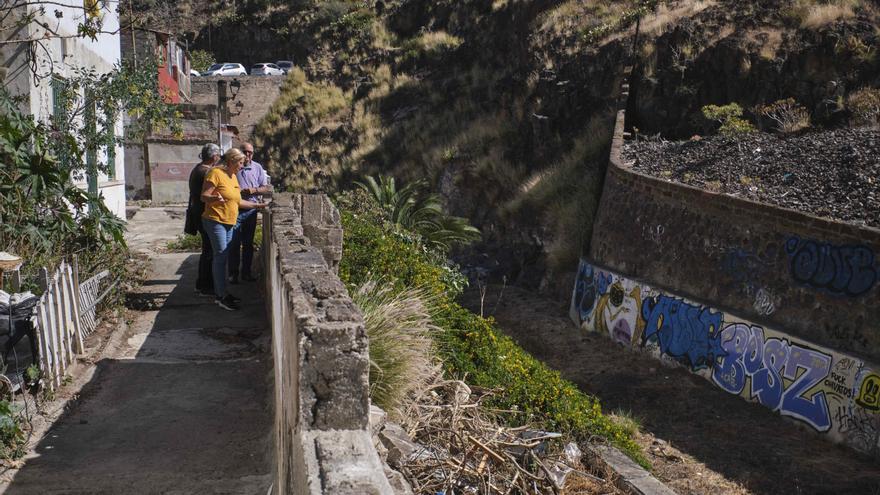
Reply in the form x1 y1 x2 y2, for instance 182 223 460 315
308 430 394 495
378 423 419 468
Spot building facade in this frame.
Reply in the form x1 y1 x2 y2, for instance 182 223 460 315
0 0 126 219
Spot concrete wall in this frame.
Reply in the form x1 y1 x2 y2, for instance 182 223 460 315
576 74 880 456
571 259 880 456
590 110 880 364
191 76 283 142
140 104 219 204
264 193 391 495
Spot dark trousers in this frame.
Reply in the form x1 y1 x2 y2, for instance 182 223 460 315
229 209 258 278
196 221 214 294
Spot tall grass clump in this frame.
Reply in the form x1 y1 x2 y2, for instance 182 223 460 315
352 280 440 411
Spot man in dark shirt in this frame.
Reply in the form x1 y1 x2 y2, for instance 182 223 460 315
188 143 221 296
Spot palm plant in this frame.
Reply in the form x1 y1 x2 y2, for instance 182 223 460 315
355 174 481 251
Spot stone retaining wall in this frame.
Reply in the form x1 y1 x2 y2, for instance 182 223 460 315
590 98 880 364
191 76 283 142
576 75 880 456
265 193 392 494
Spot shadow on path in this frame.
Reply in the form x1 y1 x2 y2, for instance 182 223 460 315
461 285 880 495
6 253 272 494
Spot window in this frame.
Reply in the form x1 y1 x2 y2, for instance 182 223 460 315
51 77 69 169
85 91 98 194
104 108 117 181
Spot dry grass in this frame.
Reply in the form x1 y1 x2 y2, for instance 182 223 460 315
352 280 440 412
640 0 716 36
792 0 861 28
746 28 784 59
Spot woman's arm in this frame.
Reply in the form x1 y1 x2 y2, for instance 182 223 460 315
201 181 225 204
239 199 267 209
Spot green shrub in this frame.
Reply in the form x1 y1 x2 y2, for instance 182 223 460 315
189 50 216 72
702 103 756 138
0 399 25 460
166 223 263 252
338 190 647 467
166 233 201 252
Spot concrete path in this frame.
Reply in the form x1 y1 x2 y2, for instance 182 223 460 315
5 208 273 494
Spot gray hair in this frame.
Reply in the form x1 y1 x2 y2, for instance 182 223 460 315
199 143 221 161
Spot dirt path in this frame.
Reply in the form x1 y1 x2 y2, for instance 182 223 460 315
460 285 880 495
2 209 272 494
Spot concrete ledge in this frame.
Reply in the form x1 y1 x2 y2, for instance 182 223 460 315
266 193 392 495
590 445 676 495
301 430 392 495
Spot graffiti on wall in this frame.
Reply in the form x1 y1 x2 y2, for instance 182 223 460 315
785 237 877 297
712 323 832 431
641 296 725 371
570 259 880 455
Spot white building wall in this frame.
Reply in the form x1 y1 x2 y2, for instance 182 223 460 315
1 2 125 219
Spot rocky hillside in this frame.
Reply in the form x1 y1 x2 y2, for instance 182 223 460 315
165 0 880 293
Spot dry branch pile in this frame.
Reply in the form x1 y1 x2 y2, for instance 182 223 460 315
390 379 623 495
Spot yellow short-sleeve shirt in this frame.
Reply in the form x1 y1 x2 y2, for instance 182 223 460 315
201 167 241 226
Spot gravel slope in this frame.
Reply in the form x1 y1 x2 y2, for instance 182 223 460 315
622 128 880 229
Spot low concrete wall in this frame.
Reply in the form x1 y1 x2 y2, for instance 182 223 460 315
264 193 392 495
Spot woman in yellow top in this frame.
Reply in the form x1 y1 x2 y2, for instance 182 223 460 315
201 148 267 310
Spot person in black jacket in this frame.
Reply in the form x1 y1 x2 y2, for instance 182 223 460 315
186 143 222 297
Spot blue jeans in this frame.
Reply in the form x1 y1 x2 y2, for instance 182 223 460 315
228 208 258 278
202 218 234 298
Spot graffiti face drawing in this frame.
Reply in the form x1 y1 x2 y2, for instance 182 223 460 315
594 282 644 345
856 373 880 412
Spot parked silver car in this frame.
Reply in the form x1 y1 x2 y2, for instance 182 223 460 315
251 63 284 76
202 63 247 76
276 60 294 74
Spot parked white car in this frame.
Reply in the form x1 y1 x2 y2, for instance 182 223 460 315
251 63 284 76
276 60 294 74
202 63 247 76
190 69 201 77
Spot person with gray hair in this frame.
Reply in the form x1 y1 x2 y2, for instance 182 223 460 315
185 143 223 297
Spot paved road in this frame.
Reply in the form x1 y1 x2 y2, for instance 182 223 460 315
5 208 272 494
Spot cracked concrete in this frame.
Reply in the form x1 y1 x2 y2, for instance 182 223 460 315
3 209 272 494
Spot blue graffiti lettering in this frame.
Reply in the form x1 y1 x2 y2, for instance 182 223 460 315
712 324 832 431
785 237 877 297
641 296 725 371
